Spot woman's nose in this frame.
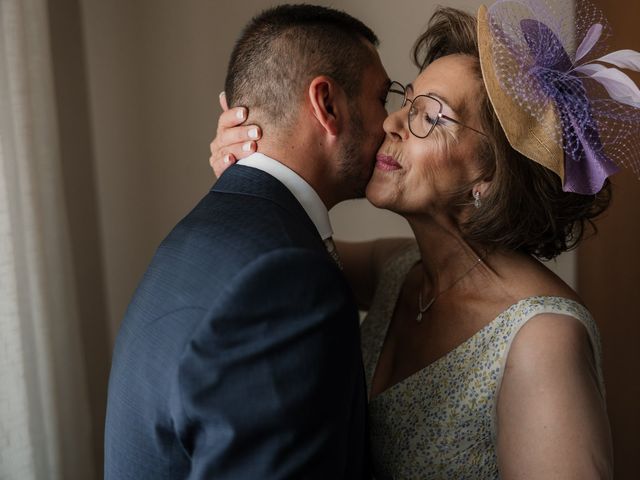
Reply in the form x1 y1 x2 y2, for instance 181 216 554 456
383 108 409 141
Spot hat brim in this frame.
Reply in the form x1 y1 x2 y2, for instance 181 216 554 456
477 4 565 181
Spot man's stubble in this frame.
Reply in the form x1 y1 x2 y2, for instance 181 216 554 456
337 105 376 200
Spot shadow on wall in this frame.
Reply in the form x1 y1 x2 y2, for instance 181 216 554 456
48 0 110 477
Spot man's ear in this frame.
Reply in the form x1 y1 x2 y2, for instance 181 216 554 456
308 76 346 136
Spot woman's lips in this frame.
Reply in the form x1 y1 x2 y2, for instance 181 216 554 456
375 154 402 171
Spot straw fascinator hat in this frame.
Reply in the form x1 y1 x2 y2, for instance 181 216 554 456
477 0 640 195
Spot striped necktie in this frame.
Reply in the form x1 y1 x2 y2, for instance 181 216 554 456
324 237 343 270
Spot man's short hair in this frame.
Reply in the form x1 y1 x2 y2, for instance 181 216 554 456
224 4 379 129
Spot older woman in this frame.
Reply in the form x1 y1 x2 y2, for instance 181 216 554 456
210 2 633 477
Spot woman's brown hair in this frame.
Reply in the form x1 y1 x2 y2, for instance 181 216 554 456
413 7 611 260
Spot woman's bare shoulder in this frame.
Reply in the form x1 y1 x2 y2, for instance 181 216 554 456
495 250 582 303
496 310 612 478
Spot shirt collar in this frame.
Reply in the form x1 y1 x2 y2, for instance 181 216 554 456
237 153 333 240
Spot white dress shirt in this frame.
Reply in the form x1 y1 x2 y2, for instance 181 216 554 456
237 153 333 241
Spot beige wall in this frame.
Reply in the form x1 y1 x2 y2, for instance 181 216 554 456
78 0 576 342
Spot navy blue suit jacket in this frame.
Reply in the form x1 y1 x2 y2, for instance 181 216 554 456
105 165 369 479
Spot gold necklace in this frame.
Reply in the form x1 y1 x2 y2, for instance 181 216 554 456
416 256 484 322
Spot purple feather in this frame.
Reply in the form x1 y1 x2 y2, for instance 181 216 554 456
593 49 640 72
587 67 640 108
575 23 603 62
575 63 606 76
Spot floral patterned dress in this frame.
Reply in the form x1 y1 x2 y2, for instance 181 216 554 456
360 245 605 480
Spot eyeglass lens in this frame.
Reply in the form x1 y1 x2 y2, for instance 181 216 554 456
385 83 406 114
408 96 442 138
385 82 443 138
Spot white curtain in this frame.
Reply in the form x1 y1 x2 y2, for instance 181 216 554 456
0 0 96 478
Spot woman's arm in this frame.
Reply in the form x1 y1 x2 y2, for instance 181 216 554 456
496 314 613 479
336 238 414 311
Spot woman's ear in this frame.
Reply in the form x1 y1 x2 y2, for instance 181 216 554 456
476 176 492 195
308 76 346 136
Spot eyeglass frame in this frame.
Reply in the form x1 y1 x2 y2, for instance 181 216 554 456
386 81 488 139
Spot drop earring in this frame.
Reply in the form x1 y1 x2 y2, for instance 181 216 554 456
473 190 482 209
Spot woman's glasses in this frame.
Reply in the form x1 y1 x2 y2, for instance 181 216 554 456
385 81 487 139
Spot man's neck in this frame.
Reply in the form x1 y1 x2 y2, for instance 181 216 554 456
258 141 340 210
238 152 333 240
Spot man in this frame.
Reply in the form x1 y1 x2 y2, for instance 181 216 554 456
105 4 389 479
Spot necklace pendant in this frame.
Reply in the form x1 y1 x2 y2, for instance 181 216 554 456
417 295 436 322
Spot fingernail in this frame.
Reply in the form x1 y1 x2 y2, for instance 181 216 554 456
242 142 252 152
236 109 245 120
219 91 226 99
223 155 230 164
248 128 259 139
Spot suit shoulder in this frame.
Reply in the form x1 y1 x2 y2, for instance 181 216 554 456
166 189 319 259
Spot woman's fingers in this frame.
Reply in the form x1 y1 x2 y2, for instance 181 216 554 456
217 106 248 130
210 152 236 178
209 125 261 157
210 92 261 178
219 125 261 146
209 136 260 178
209 139 258 177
